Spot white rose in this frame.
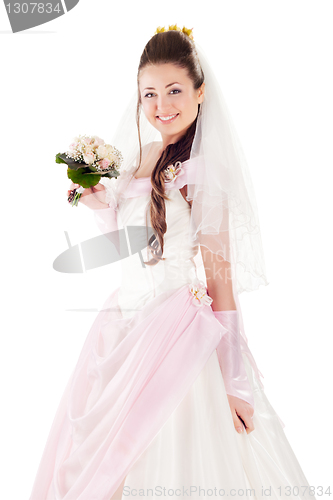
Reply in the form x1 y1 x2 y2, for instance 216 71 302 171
97 145 108 158
106 152 119 164
83 136 93 145
83 152 95 164
84 145 94 155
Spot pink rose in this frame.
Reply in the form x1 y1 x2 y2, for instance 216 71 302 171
69 142 79 152
93 136 105 146
98 158 111 170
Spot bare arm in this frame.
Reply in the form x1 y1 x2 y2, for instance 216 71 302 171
200 243 255 435
200 246 236 311
180 184 236 310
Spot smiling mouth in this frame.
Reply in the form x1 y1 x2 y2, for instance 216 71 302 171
156 113 179 124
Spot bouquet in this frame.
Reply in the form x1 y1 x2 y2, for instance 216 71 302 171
56 134 123 206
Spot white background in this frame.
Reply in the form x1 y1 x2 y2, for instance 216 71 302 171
0 0 332 498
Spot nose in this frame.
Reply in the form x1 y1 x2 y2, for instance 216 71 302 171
156 94 172 114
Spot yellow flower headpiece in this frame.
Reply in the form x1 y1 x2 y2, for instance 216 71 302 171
155 24 194 41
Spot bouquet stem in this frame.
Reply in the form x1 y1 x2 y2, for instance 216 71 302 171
68 186 85 207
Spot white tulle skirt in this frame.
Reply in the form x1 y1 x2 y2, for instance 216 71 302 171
28 282 316 500
124 347 313 500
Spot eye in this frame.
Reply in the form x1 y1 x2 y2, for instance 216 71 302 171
144 92 156 98
170 89 181 95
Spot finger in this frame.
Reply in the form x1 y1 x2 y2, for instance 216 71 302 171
67 183 79 193
245 417 255 434
94 183 105 191
231 410 245 434
67 183 81 204
237 411 255 434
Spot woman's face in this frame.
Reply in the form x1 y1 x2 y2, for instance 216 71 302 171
138 63 205 147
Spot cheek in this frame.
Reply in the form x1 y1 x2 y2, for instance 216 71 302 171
141 100 155 119
179 95 198 117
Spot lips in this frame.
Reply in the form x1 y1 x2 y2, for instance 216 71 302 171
156 113 179 124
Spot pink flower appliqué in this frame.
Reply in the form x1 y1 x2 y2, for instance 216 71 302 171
164 161 184 183
189 281 213 307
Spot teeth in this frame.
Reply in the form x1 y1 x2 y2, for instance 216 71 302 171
158 114 177 121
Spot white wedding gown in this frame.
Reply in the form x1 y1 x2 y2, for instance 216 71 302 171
29 164 316 500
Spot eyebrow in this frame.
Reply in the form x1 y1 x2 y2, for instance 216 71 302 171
142 82 182 91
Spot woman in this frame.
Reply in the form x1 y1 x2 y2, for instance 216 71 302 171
29 27 316 500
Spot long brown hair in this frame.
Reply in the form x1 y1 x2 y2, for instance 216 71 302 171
136 30 204 265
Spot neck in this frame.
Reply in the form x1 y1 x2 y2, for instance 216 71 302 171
161 132 184 150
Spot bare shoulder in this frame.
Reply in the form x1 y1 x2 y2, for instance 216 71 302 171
135 141 163 177
142 141 162 159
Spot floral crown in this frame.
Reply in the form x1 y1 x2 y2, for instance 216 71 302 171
155 24 194 41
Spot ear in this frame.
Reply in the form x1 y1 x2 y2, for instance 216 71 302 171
197 82 205 104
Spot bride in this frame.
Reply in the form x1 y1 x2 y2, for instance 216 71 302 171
29 26 317 500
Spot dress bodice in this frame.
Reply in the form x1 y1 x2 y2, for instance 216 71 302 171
115 164 200 317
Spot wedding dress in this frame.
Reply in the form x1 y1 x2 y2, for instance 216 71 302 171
29 158 316 500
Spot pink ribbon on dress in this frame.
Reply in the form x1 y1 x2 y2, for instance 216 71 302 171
123 158 192 199
29 284 228 500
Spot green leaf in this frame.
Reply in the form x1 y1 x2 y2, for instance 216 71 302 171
67 167 101 188
88 164 98 172
55 153 67 164
101 169 120 179
56 152 87 171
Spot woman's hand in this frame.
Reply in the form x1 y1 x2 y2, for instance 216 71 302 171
227 394 255 434
67 182 109 210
